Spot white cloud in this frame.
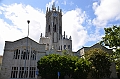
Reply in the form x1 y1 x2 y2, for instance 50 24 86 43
0 3 45 55
62 8 88 51
92 0 120 27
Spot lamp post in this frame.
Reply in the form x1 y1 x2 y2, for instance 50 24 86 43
27 20 30 37
24 20 30 79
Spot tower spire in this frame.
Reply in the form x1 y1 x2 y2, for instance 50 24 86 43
52 2 55 10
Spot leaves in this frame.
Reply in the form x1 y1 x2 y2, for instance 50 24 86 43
85 48 111 79
37 54 91 79
101 25 120 49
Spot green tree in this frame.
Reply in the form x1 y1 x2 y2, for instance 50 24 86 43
73 58 92 79
100 25 120 78
37 54 60 79
37 54 91 79
101 25 120 49
85 48 111 79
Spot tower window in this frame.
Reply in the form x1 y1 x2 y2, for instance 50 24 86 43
59 26 62 34
48 25 50 32
61 45 62 50
68 45 70 49
53 24 56 32
64 45 66 49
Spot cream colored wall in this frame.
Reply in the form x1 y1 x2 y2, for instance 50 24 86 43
1 37 46 79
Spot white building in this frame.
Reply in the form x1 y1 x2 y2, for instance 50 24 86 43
1 37 46 79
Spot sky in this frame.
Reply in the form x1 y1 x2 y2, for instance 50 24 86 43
0 0 120 55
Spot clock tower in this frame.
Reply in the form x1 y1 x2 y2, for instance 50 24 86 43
45 3 62 49
40 3 72 51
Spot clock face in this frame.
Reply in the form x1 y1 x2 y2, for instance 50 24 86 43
53 13 58 17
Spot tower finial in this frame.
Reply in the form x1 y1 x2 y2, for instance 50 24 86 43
52 2 55 10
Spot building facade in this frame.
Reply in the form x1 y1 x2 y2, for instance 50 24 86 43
1 37 46 79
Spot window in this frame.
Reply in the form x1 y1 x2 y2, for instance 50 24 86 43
21 49 29 60
29 67 36 78
64 45 66 49
59 26 62 34
31 50 36 60
13 49 20 59
68 45 70 49
59 46 60 50
21 51 23 59
48 25 50 32
19 67 28 78
11 67 18 78
54 24 56 32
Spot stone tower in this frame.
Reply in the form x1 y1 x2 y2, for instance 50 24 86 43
39 3 72 51
45 3 62 49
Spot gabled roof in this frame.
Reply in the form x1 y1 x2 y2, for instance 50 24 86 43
5 37 45 45
77 43 112 54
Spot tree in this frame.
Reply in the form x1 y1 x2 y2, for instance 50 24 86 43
73 58 92 79
100 25 120 78
37 54 61 79
85 48 111 79
100 25 120 49
37 54 78 79
37 54 91 79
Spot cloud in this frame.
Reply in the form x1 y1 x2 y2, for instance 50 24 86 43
0 3 45 55
92 0 120 27
62 8 88 51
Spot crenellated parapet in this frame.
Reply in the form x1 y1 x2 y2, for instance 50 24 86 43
46 2 62 14
63 31 72 40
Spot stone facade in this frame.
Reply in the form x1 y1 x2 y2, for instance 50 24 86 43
1 37 46 79
77 43 118 78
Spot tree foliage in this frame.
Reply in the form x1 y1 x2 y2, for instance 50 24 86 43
37 54 91 79
85 48 111 79
100 25 120 78
74 58 92 79
100 25 120 49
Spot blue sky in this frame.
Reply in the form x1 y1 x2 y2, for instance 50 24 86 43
0 0 120 55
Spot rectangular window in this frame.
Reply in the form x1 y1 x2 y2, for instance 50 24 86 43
19 67 28 78
21 51 23 59
64 45 66 49
31 50 36 60
29 67 36 78
11 67 18 78
13 49 20 59
68 45 70 49
21 49 29 60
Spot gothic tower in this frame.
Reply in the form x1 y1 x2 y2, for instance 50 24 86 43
39 3 72 51
45 3 62 49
